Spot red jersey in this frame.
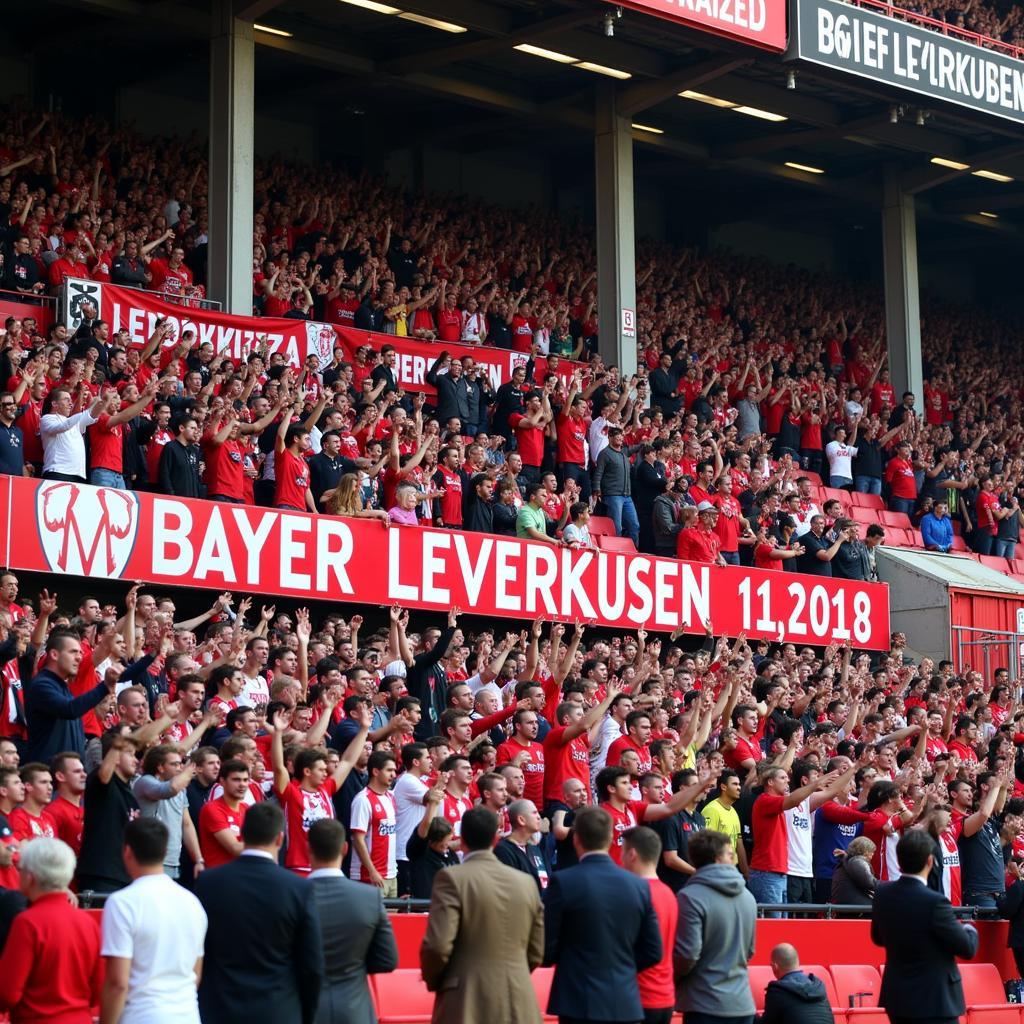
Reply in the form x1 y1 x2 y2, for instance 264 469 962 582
510 413 544 468
542 725 591 805
937 825 961 905
88 414 124 473
607 735 653 776
860 808 904 880
198 796 248 869
639 877 678 1011
750 792 788 873
495 737 546 807
602 799 652 865
948 739 979 765
277 778 337 873
676 526 720 563
204 437 246 500
723 735 763 771
884 458 916 499
146 426 174 483
436 307 461 342
441 791 474 843
556 412 587 466
434 466 463 526
511 315 533 352
149 258 193 297
349 787 397 882
274 448 310 510
45 797 84 856
976 491 1001 536
712 494 743 553
925 735 948 761
8 806 55 842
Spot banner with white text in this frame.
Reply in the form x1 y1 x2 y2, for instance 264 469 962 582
616 0 787 52
4 477 891 647
788 0 1024 124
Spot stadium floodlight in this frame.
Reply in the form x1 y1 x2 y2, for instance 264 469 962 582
734 105 787 122
786 69 796 90
631 123 664 134
254 24 293 37
784 161 824 174
930 157 970 171
576 61 631 79
513 44 578 63
973 169 1014 183
679 90 737 109
605 11 615 36
338 0 401 13
397 12 467 31
979 211 999 218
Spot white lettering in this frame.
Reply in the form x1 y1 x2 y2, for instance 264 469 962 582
452 533 493 606
231 509 276 585
194 508 237 582
494 541 522 611
421 532 452 605
151 500 193 576
626 557 653 623
596 553 626 621
681 563 710 627
524 545 558 615
278 515 311 590
560 549 597 620
387 529 418 602
315 518 354 594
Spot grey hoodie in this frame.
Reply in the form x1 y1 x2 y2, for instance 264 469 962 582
674 863 757 1015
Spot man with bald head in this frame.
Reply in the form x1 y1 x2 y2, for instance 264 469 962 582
756 943 834 1024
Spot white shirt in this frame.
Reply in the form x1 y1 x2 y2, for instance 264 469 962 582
825 441 858 479
588 416 611 466
101 873 207 1024
393 771 430 861
240 671 270 708
40 409 98 477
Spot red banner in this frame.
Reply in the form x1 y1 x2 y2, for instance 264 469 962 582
60 278 336 370
333 326 588 397
2 477 890 647
0 293 55 333
614 0 787 51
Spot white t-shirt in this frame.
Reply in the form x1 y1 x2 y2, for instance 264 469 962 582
393 771 430 861
101 872 207 1024
240 671 270 708
783 796 814 878
825 441 858 480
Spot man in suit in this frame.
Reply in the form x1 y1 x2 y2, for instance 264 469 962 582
420 807 544 1024
871 828 979 1024
308 818 398 1024
194 802 324 1024
544 805 662 1024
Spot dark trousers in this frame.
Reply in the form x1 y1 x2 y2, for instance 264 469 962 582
644 1010 673 1024
1013 946 1024 977
41 471 86 483
397 859 412 898
684 1014 754 1024
559 462 591 501
560 1018 641 1024
814 876 833 903
887 1018 959 1024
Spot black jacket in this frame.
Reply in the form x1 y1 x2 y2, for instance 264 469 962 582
756 970 835 1024
871 874 979 1019
426 357 471 424
158 439 202 498
406 626 455 742
494 836 551 895
195 854 324 1024
997 878 1024 949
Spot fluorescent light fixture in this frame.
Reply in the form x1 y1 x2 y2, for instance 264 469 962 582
930 156 970 170
979 210 999 218
973 169 1014 182
785 161 824 174
734 105 787 122
575 61 631 79
631 123 664 134
254 23 293 36
337 0 401 12
679 90 736 108
513 43 577 63
396 12 467 31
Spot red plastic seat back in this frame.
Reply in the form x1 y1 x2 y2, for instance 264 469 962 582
831 964 882 1008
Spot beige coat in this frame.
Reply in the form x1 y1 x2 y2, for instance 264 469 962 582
419 849 545 1024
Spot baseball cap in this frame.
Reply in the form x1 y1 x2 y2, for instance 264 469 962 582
383 659 407 679
696 501 718 513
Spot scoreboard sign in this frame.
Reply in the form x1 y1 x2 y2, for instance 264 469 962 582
788 0 1024 124
614 0 787 53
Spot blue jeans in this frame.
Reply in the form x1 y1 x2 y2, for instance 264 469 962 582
720 551 740 566
889 497 916 517
964 891 998 909
829 475 853 489
747 869 787 918
993 538 1017 559
854 475 882 495
603 495 640 547
89 468 126 489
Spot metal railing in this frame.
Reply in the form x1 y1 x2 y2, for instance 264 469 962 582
849 0 1024 60
951 624 1024 681
0 287 57 311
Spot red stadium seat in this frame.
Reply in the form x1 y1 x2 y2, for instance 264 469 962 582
952 520 962 535
823 487 853 508
802 965 848 1022
980 555 1012 575
374 968 433 1024
880 511 912 529
851 507 877 525
950 535 970 552
1016 544 1024 560
908 529 924 548
595 535 637 553
830 965 888 1024
802 471 823 486
587 515 615 537
958 963 1022 1023
851 492 885 510
748 966 775 1011
1011 560 1024 575
883 527 907 546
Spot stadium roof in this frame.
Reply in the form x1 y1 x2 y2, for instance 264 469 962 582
879 547 1024 595
14 0 1024 245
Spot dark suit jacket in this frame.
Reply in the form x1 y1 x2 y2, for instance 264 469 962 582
871 874 979 1019
310 870 398 1024
544 852 662 1022
194 853 324 1024
997 879 1024 950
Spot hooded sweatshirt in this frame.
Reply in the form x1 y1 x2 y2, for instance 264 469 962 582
674 863 757 1015
757 970 835 1024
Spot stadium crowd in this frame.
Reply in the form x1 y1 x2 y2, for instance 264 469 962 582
2 103 1024 571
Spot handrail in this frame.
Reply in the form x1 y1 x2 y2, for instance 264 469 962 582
848 0 1024 60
